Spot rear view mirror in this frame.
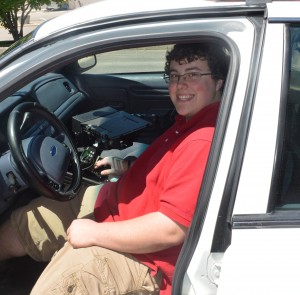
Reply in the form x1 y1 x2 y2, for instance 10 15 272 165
77 55 96 71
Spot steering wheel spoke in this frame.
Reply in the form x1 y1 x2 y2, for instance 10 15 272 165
47 178 64 192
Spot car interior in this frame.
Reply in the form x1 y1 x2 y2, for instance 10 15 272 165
0 44 177 293
0 38 232 293
0 45 176 212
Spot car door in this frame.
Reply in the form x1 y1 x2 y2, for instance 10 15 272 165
173 3 300 295
216 19 289 294
169 5 267 294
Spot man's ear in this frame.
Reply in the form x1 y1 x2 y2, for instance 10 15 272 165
216 79 224 91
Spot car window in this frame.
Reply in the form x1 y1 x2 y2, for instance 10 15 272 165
82 45 173 74
272 25 300 209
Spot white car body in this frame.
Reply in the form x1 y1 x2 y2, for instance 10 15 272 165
1 0 300 294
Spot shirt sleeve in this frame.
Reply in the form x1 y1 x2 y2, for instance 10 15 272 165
159 132 213 228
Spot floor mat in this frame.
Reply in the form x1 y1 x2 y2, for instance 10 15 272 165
0 256 47 295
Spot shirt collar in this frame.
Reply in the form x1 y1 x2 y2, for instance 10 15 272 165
175 101 220 129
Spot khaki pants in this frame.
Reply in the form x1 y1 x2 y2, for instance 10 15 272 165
10 184 161 294
31 242 161 294
11 184 101 261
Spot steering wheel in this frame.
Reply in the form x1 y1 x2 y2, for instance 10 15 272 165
7 102 81 201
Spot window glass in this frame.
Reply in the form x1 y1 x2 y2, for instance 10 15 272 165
83 45 174 74
274 26 300 209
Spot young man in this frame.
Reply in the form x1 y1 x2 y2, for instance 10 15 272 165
0 43 229 294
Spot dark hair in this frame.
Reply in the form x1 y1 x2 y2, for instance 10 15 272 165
164 43 230 83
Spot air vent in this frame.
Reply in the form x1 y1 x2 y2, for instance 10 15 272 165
63 82 72 93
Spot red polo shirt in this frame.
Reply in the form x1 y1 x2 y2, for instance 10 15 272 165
94 101 220 294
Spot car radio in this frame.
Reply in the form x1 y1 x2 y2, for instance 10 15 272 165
72 106 151 150
72 106 151 181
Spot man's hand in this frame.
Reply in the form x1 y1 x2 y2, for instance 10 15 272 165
94 156 128 176
67 219 98 248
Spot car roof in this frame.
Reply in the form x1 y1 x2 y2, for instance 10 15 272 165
33 0 246 41
33 0 300 42
267 1 300 19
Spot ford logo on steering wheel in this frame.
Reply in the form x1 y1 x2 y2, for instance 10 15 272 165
50 145 57 157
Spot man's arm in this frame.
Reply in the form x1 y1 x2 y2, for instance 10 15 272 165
67 212 187 253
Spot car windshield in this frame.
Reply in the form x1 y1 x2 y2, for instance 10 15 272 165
0 31 34 59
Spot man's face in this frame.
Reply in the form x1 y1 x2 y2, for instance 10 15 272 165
168 58 223 120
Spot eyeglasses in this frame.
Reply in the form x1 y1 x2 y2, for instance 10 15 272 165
164 72 212 84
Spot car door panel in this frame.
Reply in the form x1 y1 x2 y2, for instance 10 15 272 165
218 226 300 295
